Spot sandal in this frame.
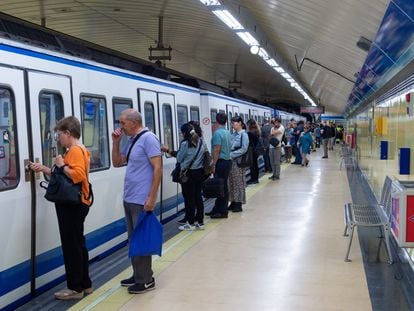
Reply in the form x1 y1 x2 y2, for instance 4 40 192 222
54 288 84 300
84 287 94 295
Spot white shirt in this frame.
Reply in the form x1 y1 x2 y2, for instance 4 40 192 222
270 124 285 149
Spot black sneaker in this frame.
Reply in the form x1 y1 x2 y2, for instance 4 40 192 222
128 278 155 294
120 276 135 287
177 218 187 225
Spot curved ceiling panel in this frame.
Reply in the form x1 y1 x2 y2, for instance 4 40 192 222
0 0 391 114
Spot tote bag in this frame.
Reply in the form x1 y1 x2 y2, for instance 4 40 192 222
129 211 163 257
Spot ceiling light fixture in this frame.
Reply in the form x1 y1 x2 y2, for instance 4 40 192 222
250 45 260 55
212 10 244 30
199 0 221 5
236 31 259 46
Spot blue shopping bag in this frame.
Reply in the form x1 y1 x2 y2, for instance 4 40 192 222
129 211 163 257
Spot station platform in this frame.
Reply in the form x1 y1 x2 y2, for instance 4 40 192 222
18 147 413 311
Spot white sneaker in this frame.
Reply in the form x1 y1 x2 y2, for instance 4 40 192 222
194 222 205 230
178 222 195 231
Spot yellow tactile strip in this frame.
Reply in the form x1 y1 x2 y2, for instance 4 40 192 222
70 168 278 311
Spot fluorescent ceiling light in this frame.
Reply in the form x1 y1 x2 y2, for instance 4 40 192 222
258 48 269 60
213 10 244 30
236 31 259 46
281 72 292 80
266 58 279 67
199 0 221 5
274 67 285 73
287 78 295 83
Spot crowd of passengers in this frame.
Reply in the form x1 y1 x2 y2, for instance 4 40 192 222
163 113 344 232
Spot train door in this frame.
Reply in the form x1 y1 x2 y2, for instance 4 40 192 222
226 105 239 132
137 89 165 220
158 93 178 221
0 66 32 307
27 71 72 292
250 109 259 123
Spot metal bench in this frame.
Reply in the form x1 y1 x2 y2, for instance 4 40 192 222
339 146 357 170
343 176 393 263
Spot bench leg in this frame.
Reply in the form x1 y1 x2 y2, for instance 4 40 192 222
343 223 349 236
345 224 355 262
383 224 393 264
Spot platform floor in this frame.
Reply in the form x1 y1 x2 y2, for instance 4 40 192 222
66 148 373 311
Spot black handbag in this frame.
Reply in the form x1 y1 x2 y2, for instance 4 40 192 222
171 141 202 184
40 146 94 205
202 178 224 198
235 133 252 168
269 136 280 147
41 165 82 204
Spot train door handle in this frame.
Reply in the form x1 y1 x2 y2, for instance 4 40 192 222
24 158 41 181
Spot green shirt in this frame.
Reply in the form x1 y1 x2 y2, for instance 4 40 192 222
211 126 231 160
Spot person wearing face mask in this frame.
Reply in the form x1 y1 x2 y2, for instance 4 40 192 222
228 116 249 213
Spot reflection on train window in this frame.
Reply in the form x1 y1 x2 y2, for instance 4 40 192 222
190 106 199 121
39 91 64 180
81 95 109 171
177 105 188 143
144 102 156 134
0 88 18 191
113 98 132 156
162 104 174 151
210 109 217 133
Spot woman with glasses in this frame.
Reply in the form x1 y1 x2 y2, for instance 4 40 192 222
30 116 93 300
228 116 249 213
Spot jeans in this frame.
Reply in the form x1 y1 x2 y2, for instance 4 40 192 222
212 159 232 215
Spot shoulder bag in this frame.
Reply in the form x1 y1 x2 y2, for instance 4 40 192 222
235 133 252 168
40 146 94 206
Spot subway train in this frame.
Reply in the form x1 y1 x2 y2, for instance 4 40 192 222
0 20 307 309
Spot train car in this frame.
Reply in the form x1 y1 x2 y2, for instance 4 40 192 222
0 29 273 309
276 110 306 128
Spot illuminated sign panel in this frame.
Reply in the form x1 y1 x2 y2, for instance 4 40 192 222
300 106 325 114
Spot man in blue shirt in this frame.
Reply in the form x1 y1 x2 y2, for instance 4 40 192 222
112 109 162 294
206 112 232 218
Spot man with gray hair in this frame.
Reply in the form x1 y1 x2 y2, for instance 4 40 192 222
112 108 162 294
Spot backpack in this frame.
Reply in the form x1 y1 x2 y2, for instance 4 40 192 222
202 140 214 178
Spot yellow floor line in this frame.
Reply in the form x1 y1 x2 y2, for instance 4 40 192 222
70 165 286 310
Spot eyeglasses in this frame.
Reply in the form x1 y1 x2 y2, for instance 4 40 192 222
54 131 68 141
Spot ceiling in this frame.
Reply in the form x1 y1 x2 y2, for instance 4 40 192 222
0 0 390 114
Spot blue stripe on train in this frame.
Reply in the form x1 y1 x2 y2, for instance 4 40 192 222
0 194 183 300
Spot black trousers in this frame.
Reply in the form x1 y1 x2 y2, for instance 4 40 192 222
181 168 205 224
55 202 91 292
212 159 232 215
249 152 259 182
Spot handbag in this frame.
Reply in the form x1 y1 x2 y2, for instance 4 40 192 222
269 136 280 147
41 165 82 204
202 177 224 198
235 133 252 168
171 140 202 184
129 211 163 257
40 146 94 205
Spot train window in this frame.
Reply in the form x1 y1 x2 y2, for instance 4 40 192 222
177 105 188 143
144 102 156 134
210 109 217 133
190 106 199 121
81 95 109 171
0 88 18 191
245 113 249 122
39 91 64 180
112 98 132 157
162 104 174 152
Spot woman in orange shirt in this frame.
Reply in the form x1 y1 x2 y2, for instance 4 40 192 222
30 116 93 300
